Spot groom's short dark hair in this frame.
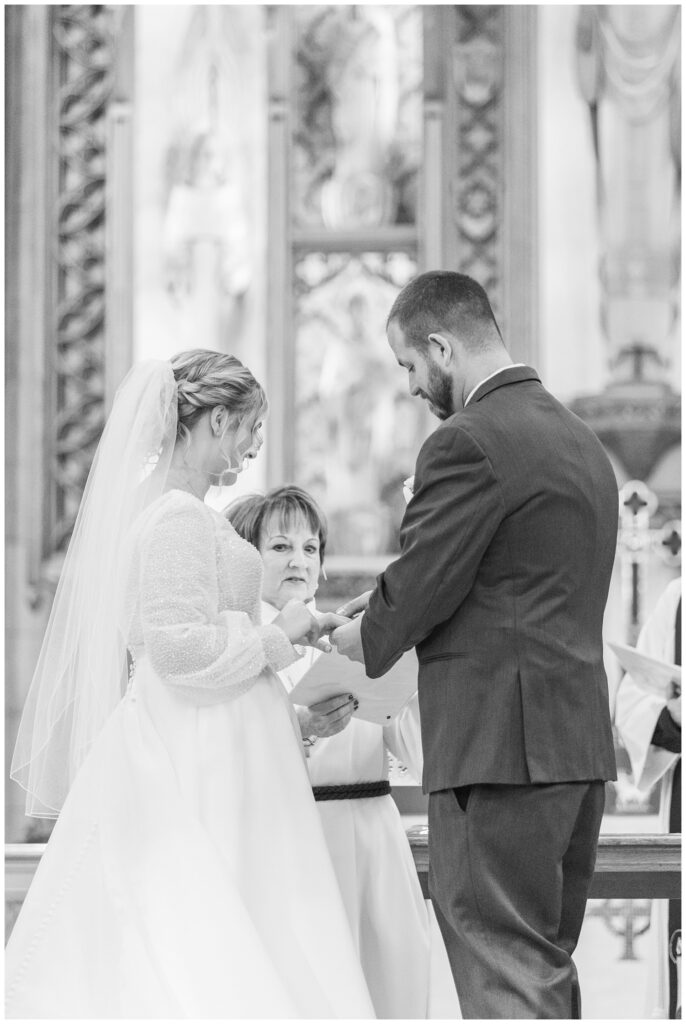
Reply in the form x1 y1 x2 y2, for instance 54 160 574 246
387 271 502 352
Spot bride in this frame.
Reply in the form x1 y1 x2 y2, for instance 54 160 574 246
6 350 375 1019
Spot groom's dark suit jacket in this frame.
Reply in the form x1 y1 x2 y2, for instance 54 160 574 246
361 366 618 793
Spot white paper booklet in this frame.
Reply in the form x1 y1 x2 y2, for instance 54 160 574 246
289 647 418 727
608 641 681 698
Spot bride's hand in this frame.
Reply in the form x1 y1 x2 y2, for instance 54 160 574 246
273 600 350 651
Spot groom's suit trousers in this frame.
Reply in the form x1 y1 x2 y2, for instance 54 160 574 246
428 780 606 1019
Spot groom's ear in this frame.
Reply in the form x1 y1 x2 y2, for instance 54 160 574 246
427 332 454 367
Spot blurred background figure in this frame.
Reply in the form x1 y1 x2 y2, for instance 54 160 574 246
615 578 681 1019
163 130 251 355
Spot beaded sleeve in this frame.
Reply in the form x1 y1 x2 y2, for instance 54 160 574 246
254 623 300 672
138 496 294 700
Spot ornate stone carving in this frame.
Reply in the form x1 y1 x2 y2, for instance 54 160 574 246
50 6 115 557
451 6 504 315
571 384 680 486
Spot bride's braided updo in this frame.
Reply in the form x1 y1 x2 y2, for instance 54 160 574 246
170 349 267 446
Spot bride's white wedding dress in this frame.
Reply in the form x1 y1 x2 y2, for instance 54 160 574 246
6 491 375 1019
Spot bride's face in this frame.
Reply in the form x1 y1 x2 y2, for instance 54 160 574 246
213 406 265 482
259 513 322 611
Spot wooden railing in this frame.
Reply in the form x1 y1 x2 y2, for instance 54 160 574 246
4 833 681 941
5 844 47 939
407 828 682 900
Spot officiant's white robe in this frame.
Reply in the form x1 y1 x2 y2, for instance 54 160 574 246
615 577 681 1019
262 601 460 1019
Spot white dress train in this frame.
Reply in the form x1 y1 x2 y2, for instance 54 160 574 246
6 492 375 1019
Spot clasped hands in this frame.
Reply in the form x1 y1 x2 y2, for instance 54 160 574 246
329 590 372 664
272 599 346 653
272 592 372 740
272 591 372 662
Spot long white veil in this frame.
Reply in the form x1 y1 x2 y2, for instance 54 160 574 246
11 361 178 817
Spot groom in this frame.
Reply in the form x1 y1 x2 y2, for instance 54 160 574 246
332 271 618 1019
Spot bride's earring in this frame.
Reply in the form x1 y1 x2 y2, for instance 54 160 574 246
321 565 328 582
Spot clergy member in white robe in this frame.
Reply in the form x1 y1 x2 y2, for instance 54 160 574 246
615 577 681 1019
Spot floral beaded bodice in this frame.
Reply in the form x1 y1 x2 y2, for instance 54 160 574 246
123 490 297 701
127 490 264 635
214 513 265 620
199 503 265 623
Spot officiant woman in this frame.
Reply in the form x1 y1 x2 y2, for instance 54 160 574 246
225 485 459 1019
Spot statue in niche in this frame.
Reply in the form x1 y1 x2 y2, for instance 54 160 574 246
163 130 250 356
320 12 396 228
317 284 427 554
319 291 391 507
576 5 681 383
571 7 680 502
295 7 420 228
161 5 256 357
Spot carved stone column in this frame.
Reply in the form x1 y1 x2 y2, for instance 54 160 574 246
5 5 131 840
423 5 539 363
50 6 116 565
6 4 54 841
266 4 295 485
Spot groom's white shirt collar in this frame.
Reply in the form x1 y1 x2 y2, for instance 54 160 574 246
464 364 526 407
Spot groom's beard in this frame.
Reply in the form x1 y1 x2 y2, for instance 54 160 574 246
426 363 455 420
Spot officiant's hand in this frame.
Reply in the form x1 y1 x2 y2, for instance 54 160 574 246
297 694 358 740
330 615 365 664
336 590 373 618
273 600 349 653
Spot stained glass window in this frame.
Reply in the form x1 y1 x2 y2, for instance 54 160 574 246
293 252 431 556
292 6 422 230
289 7 425 558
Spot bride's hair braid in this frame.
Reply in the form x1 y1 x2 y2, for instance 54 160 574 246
170 349 267 445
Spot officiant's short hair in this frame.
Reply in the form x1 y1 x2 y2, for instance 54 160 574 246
224 485 328 562
387 270 502 352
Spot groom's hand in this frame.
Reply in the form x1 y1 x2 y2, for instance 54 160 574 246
273 601 349 652
309 611 351 653
336 590 373 618
330 615 365 664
